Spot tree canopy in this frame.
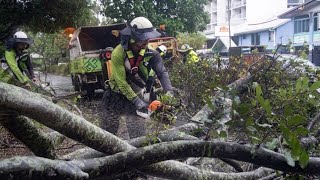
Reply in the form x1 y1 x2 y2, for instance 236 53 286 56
99 0 210 36
0 0 94 41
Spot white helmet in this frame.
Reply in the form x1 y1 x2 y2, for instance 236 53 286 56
13 31 33 46
157 45 167 54
120 17 161 42
177 44 193 53
14 31 28 39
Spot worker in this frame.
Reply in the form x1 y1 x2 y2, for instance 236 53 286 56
177 44 199 64
0 31 35 89
156 45 167 58
100 17 174 139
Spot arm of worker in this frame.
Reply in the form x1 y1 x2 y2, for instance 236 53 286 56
111 47 137 101
149 49 173 92
25 55 36 79
5 50 29 84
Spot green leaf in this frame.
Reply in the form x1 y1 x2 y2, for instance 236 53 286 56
279 123 290 139
289 134 302 158
295 126 308 136
310 81 320 91
284 106 293 117
238 104 250 116
265 138 279 150
299 150 309 169
301 77 309 90
255 84 262 97
218 131 227 138
279 88 287 97
263 100 272 115
205 97 215 111
295 78 302 92
246 117 254 127
288 115 305 127
284 150 295 167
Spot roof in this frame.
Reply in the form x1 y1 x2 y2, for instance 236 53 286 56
233 18 290 35
278 0 317 18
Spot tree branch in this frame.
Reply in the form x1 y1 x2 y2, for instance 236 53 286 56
0 82 232 179
0 109 57 159
0 156 88 180
74 141 319 177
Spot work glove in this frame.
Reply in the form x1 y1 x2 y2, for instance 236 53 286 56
132 96 148 110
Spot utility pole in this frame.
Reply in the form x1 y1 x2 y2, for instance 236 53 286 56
228 0 231 49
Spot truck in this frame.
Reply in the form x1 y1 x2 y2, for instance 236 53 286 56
69 23 177 97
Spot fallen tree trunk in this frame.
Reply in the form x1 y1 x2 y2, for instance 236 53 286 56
0 156 88 180
0 108 57 159
5 139 320 179
62 123 200 160
0 82 228 179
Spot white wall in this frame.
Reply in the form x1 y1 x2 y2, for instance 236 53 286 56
217 0 228 26
246 0 287 23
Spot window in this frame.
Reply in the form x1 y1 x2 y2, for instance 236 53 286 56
243 34 246 39
269 31 274 42
294 15 309 33
314 13 318 31
251 33 260 45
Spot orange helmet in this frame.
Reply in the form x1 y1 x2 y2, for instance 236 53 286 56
148 100 162 111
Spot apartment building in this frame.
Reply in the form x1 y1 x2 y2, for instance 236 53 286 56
204 0 287 34
287 0 313 7
204 0 312 50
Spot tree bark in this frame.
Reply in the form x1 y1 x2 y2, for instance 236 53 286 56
72 141 320 177
0 156 88 180
62 123 200 160
0 82 229 179
0 108 57 159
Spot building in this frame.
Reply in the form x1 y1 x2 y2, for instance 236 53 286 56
287 0 313 8
203 0 310 52
279 0 320 64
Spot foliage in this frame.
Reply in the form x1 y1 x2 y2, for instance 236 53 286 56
99 0 210 36
0 0 97 41
28 31 70 70
176 32 207 50
167 50 320 174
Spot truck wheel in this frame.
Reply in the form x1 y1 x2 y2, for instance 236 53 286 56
74 76 80 91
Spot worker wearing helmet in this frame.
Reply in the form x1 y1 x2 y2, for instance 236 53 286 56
156 45 167 58
177 44 199 64
0 31 35 89
100 17 173 138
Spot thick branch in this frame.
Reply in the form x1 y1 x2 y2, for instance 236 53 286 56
0 109 56 159
75 141 319 177
308 111 320 131
0 82 220 179
62 123 200 160
0 156 88 180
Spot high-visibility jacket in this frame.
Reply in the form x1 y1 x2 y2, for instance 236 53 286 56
0 49 30 86
108 44 172 101
185 50 199 64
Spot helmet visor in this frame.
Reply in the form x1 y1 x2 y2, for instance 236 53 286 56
15 38 33 45
120 26 161 42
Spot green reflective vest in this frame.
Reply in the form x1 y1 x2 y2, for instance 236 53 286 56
0 49 30 85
